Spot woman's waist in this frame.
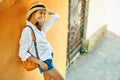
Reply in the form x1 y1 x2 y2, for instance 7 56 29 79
29 50 53 59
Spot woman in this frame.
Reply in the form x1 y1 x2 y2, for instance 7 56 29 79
19 2 65 80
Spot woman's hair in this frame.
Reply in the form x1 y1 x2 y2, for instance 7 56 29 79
27 10 38 21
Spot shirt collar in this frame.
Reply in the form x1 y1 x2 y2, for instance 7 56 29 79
26 21 37 30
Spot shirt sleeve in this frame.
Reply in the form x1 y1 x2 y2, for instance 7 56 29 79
18 27 32 61
42 14 61 33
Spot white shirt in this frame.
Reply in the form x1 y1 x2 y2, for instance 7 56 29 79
19 14 60 61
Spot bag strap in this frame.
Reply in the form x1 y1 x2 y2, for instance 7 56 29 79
26 25 40 59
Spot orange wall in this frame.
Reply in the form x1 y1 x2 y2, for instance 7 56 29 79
0 0 68 80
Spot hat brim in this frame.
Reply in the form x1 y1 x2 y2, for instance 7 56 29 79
26 7 48 20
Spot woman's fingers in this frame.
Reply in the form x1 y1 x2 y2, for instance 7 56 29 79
40 62 49 70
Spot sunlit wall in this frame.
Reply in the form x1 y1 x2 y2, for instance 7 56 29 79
86 0 107 39
105 0 120 36
86 0 120 40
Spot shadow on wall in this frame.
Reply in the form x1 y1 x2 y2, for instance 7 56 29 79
0 0 16 11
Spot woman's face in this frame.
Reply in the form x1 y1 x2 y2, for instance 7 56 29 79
32 9 46 22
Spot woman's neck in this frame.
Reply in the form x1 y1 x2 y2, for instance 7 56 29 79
29 18 41 31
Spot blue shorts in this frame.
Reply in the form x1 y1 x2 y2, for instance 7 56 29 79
39 59 55 73
38 53 55 73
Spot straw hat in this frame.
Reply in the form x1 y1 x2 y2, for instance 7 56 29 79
26 2 46 20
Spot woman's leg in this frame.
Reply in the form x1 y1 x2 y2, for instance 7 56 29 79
43 72 53 80
44 68 65 80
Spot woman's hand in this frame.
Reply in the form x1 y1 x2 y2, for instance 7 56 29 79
27 56 48 70
46 8 55 15
39 61 49 70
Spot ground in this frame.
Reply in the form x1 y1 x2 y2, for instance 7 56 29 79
66 31 120 80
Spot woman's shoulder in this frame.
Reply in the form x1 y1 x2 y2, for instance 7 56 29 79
21 26 31 34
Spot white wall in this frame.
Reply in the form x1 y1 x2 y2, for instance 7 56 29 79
86 0 107 39
86 0 120 40
105 0 120 36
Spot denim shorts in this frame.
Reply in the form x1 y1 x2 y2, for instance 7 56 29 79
39 53 55 73
38 59 55 73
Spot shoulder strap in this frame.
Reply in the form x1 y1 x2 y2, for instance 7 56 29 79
26 25 40 59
